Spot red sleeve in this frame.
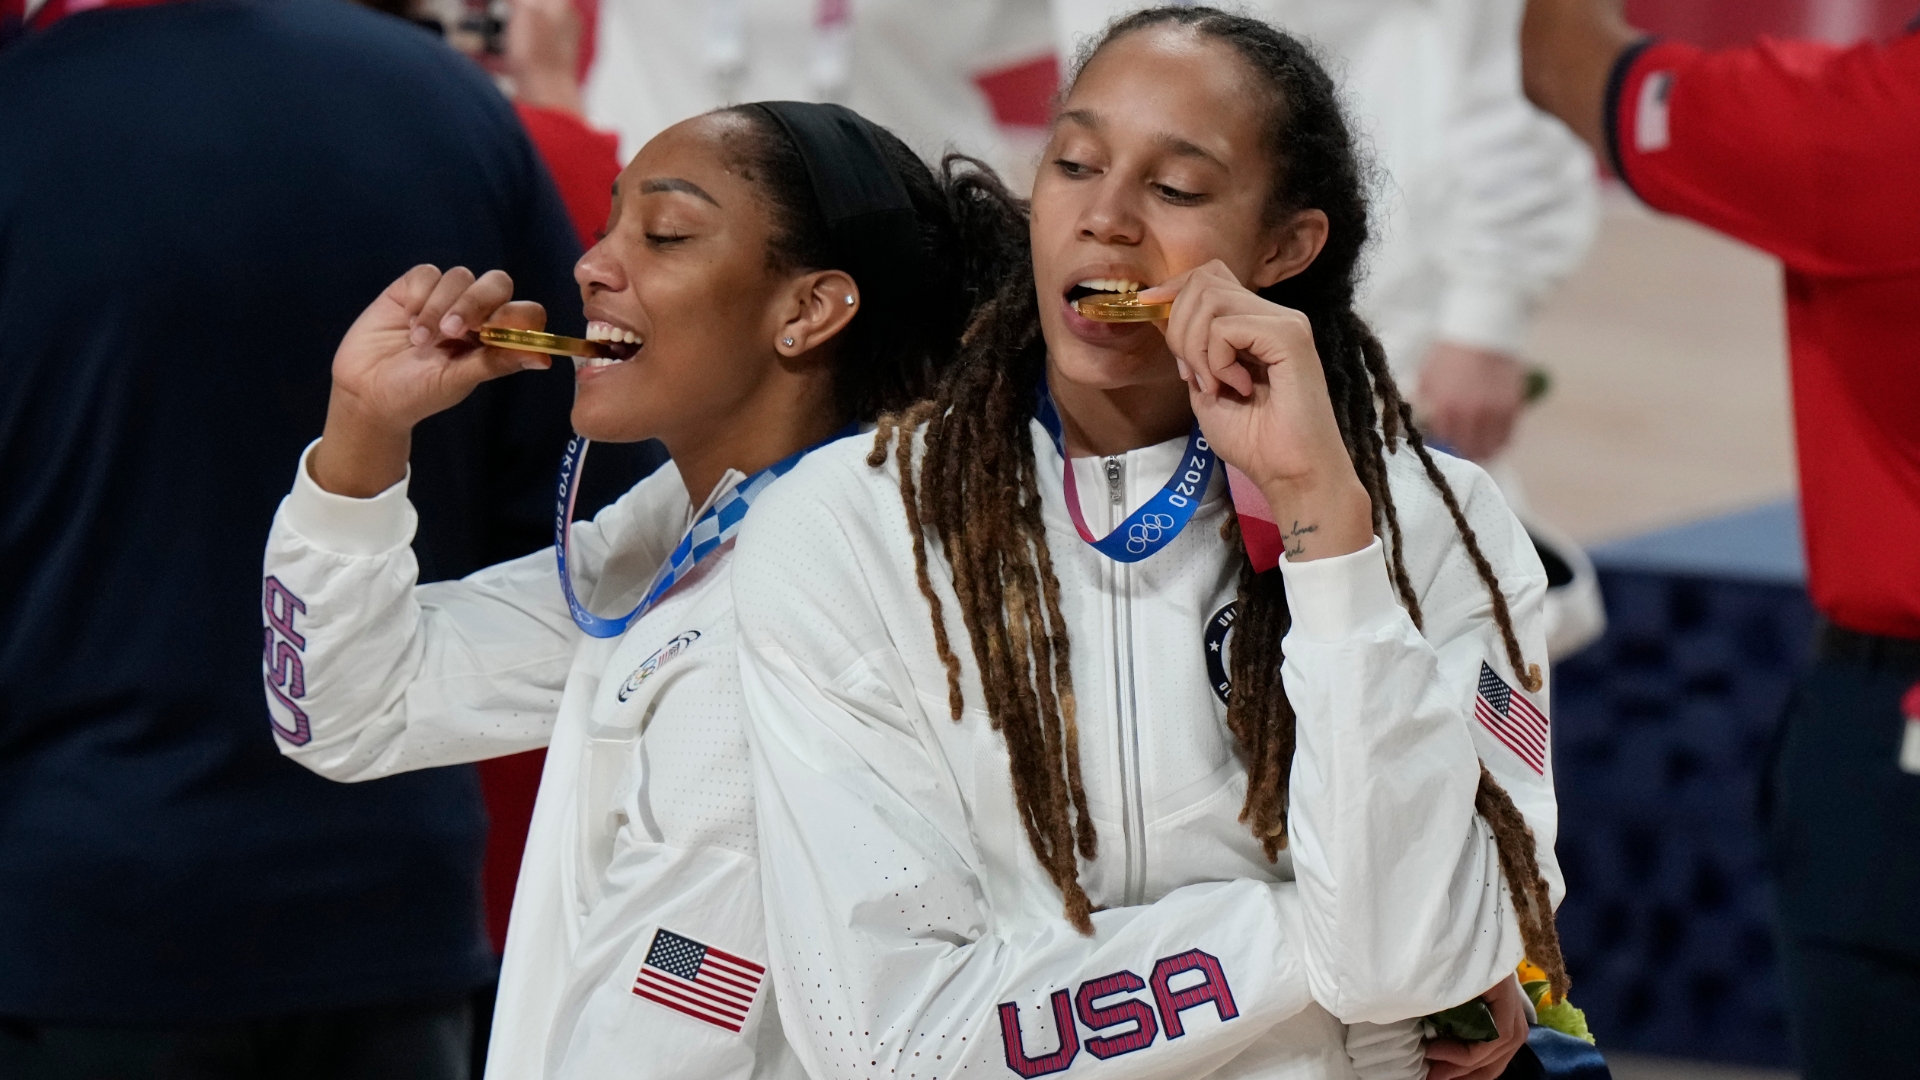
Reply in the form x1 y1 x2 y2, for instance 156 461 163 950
513 102 624 251
1608 34 1920 277
477 750 546 953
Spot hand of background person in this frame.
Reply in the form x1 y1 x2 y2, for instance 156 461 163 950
1138 263 1375 562
1423 975 1531 1080
505 0 586 116
1415 341 1529 462
311 265 550 497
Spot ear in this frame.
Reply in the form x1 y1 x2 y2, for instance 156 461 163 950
1249 209 1330 290
773 270 861 360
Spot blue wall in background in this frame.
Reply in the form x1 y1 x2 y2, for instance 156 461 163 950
1552 504 1814 1065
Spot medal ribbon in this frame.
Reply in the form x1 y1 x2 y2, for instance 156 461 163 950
554 428 852 638
1033 390 1215 563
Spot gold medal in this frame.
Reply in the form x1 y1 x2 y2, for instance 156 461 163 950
1074 292 1172 322
476 325 617 358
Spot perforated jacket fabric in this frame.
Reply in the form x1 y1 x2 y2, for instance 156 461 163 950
733 423 1560 1080
261 444 803 1080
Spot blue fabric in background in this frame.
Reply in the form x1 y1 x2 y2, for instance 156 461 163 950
1551 566 1814 1066
1505 1027 1613 1080
0 0 658 1023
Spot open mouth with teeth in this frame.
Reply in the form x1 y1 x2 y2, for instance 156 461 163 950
1064 276 1146 307
1065 277 1169 323
581 320 644 367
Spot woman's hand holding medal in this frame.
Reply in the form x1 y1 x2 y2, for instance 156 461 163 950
1140 262 1374 562
312 265 550 497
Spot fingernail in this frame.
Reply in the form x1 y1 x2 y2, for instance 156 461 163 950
440 314 465 338
521 357 548 371
410 324 431 346
1175 357 1191 380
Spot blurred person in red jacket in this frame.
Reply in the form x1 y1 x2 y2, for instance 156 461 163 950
1521 4 1920 1076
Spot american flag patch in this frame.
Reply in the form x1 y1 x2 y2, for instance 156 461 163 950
1475 662 1549 774
632 928 765 1033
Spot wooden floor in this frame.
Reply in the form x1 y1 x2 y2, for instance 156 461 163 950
1610 1052 1797 1080
1505 187 1798 545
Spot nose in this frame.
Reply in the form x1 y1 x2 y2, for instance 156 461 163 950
574 236 627 298
1077 175 1143 247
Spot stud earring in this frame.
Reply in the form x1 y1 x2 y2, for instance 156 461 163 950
844 295 855 306
782 336 795 347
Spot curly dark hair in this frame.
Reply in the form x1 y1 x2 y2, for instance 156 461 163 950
866 7 1569 1001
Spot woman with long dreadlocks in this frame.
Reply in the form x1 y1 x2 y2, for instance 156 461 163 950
257 103 1023 1079
733 9 1565 1080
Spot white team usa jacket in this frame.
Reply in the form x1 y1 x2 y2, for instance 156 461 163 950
730 422 1561 1080
260 443 803 1080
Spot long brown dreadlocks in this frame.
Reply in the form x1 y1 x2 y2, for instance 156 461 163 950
868 7 1569 1002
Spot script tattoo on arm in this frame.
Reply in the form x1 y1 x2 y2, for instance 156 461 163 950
1284 520 1318 558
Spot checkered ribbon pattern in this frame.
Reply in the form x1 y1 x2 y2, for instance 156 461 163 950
632 929 766 1033
636 467 785 614
555 426 851 639
1475 662 1550 774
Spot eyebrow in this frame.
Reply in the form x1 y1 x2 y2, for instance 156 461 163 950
638 177 720 206
1057 107 1101 131
1153 133 1227 170
1055 108 1229 171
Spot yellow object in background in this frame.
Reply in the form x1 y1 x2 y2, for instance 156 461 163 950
1518 958 1597 1045
1517 959 1552 1002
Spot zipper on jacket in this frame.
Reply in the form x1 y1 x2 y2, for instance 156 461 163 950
1105 457 1147 906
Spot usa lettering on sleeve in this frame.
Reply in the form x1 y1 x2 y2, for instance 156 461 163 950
262 576 311 745
998 948 1238 1076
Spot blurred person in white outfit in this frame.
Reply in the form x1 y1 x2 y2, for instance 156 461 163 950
583 0 1052 177
1051 1 1604 656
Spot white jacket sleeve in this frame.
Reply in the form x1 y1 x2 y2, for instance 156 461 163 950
733 491 1315 1080
260 440 649 780
1432 0 1598 354
1277 460 1558 1024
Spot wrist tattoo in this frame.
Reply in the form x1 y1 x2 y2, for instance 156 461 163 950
1284 520 1318 557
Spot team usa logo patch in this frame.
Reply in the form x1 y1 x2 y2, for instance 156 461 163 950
1474 662 1550 774
998 949 1238 1076
618 630 702 702
632 928 766 1033
1203 601 1237 704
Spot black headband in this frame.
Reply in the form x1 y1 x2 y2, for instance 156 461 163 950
752 101 933 330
